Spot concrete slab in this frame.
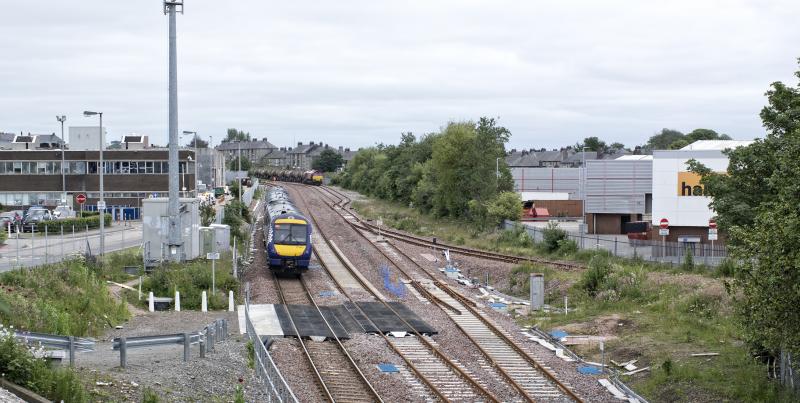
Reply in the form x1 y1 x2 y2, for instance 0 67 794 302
247 304 284 337
313 237 363 290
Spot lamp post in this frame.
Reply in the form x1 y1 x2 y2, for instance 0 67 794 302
56 115 67 204
183 130 198 196
209 135 214 187
582 146 590 234
238 141 242 201
83 111 104 257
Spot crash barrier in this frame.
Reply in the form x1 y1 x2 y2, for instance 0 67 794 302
13 331 96 366
112 318 228 368
244 283 299 403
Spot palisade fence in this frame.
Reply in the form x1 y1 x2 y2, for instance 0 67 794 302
504 221 728 267
244 283 299 403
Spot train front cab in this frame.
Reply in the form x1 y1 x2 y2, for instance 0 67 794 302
268 217 312 275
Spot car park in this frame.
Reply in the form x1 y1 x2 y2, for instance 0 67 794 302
22 207 53 231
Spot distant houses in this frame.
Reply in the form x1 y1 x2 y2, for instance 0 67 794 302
216 139 357 170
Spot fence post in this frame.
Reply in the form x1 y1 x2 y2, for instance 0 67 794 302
201 291 208 312
208 327 215 352
183 333 190 362
68 336 75 367
120 337 127 368
44 225 48 264
148 292 155 312
614 238 618 256
175 291 181 312
60 225 64 262
200 339 206 358
229 291 234 312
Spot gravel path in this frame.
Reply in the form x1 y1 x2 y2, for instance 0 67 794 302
0 388 23 403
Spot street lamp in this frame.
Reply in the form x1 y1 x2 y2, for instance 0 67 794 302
83 110 105 257
183 130 198 196
56 115 67 204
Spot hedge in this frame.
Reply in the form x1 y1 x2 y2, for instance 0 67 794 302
33 214 111 233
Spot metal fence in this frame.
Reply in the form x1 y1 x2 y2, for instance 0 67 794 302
241 178 260 206
13 331 96 366
111 319 229 368
244 283 299 403
505 221 728 267
771 350 800 392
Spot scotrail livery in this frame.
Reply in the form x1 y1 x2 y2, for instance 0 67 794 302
263 187 312 275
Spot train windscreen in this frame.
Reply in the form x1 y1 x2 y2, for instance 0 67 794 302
274 223 307 245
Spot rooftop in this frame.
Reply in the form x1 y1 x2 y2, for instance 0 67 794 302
679 140 754 151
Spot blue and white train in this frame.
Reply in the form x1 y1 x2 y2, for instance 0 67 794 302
263 187 312 275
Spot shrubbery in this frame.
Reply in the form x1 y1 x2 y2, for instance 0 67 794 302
0 257 129 336
36 213 111 232
140 257 238 310
578 256 647 301
0 325 87 402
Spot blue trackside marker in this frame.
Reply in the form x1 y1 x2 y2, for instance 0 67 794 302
550 329 568 340
377 363 399 373
319 290 336 297
578 365 602 375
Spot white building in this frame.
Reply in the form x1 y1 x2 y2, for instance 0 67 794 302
651 140 753 242
68 126 107 150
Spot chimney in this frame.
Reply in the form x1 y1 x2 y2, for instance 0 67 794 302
345 148 350 152
561 148 568 160
262 137 267 141
338 146 343 151
310 141 315 146
297 141 302 146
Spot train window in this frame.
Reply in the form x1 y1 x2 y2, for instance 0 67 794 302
274 224 307 245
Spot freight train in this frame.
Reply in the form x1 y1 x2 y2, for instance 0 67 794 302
252 168 323 185
263 186 312 275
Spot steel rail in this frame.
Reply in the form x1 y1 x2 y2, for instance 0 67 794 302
319 185 583 270
314 184 584 402
289 184 500 403
273 275 337 403
311 186 561 402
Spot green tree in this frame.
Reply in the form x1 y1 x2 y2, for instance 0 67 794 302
228 156 252 171
688 60 800 357
485 191 523 227
312 148 345 172
224 128 250 142
646 128 685 150
186 137 209 148
576 136 608 153
200 204 215 226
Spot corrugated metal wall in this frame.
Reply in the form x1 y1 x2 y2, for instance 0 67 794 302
511 167 581 198
585 160 652 214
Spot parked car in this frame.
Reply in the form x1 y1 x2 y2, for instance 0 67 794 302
1 210 24 232
23 207 54 231
52 205 76 219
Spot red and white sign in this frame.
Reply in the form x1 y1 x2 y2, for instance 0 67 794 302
659 218 669 229
76 194 87 204
708 219 717 229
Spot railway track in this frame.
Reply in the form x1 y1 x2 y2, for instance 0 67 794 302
309 184 584 402
286 184 502 403
273 274 381 403
318 185 584 271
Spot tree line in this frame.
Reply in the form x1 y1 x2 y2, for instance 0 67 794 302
334 117 522 228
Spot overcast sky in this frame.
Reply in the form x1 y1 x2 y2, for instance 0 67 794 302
1 1 797 150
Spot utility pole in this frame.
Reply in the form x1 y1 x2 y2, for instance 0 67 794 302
56 115 67 205
83 111 104 257
238 141 242 201
165 0 184 262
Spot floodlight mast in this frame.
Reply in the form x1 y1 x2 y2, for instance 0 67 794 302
165 0 183 262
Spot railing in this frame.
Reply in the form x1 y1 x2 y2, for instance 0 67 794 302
111 319 228 368
244 283 299 403
505 220 728 267
13 331 96 366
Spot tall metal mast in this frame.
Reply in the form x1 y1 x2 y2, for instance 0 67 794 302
165 1 184 261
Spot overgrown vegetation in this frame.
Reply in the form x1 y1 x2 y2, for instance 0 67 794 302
689 60 800 360
35 213 111 232
200 203 216 226
335 118 520 227
0 257 130 337
0 326 87 402
223 199 251 244
132 254 238 310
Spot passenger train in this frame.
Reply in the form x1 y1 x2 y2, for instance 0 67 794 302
263 186 313 275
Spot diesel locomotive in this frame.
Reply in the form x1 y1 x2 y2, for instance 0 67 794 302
263 186 312 275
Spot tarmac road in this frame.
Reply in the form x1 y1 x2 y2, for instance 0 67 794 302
0 221 143 272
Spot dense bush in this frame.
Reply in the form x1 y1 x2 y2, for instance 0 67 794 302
579 256 613 297
0 257 129 336
497 225 533 248
578 256 647 301
141 258 238 310
540 222 568 253
0 326 87 402
37 213 111 232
